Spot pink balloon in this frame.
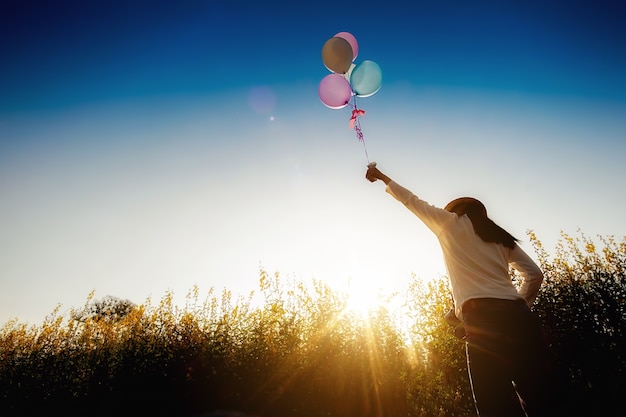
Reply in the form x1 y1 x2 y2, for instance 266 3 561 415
318 74 352 109
334 32 359 61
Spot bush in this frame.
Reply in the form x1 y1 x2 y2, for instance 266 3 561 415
529 231 626 416
1 231 624 416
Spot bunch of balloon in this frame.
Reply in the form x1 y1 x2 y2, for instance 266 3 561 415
319 32 382 163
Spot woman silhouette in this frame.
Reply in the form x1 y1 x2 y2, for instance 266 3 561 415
366 163 553 417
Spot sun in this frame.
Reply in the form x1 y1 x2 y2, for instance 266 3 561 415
334 275 423 348
342 281 386 318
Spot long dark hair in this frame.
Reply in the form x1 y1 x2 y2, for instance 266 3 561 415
444 197 519 248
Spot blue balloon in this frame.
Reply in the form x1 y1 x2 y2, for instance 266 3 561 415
350 60 382 97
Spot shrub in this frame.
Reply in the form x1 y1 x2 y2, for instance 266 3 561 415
1 231 624 416
529 231 626 416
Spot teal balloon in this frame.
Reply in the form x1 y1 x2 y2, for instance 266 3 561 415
350 60 382 97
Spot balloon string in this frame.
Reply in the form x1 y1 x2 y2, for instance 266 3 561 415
355 119 370 163
349 96 369 163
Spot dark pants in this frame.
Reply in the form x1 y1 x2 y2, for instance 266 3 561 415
462 298 553 417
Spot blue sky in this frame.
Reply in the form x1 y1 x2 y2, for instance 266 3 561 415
1 0 625 325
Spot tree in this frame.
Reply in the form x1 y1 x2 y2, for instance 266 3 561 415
71 294 136 323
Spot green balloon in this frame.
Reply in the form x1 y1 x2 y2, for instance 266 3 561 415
350 60 382 97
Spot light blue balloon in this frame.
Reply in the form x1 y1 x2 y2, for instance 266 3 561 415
350 60 382 97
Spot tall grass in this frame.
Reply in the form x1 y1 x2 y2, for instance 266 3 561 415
1 231 625 416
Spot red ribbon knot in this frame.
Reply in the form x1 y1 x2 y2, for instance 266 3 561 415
349 108 366 129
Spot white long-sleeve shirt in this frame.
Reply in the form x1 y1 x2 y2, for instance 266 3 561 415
385 181 544 318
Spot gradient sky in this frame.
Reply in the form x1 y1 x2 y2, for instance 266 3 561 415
1 0 625 325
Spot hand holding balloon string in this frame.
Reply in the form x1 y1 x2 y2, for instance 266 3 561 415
366 161 391 182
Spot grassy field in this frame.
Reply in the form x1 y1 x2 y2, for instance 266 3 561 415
1 231 625 416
